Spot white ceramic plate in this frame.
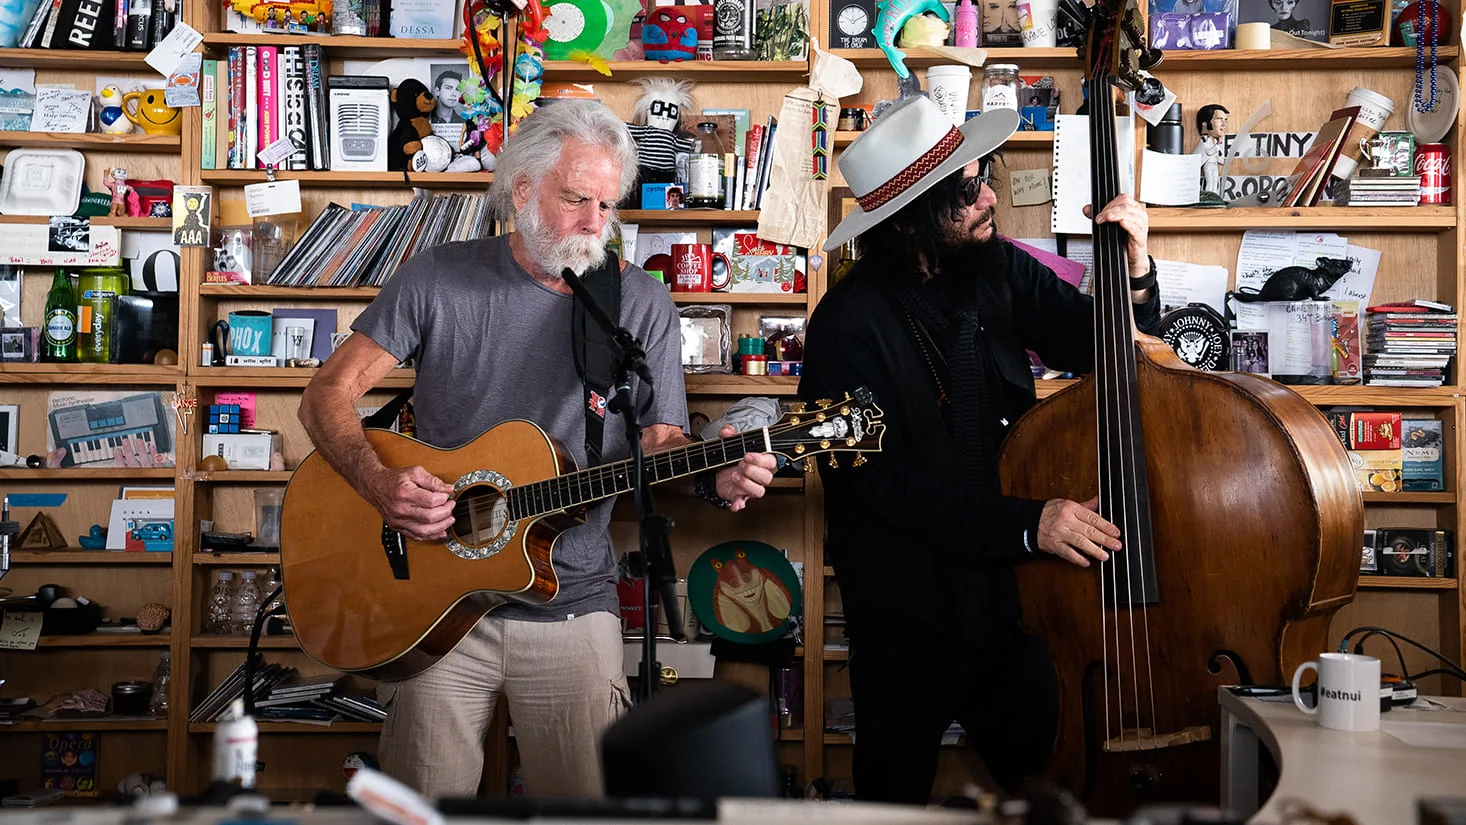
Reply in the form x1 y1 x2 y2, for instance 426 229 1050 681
1407 62 1459 145
0 148 85 216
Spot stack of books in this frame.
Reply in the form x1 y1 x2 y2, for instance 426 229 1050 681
189 656 294 723
1365 301 1457 387
265 192 493 288
1336 175 1422 206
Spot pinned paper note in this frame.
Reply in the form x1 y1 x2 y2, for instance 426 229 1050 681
145 21 203 77
30 87 90 133
1010 169 1052 206
164 53 202 108
1139 150 1203 206
257 137 299 169
244 180 303 218
0 610 42 651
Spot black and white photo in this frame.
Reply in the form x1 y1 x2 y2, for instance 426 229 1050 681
0 404 15 453
48 217 90 253
428 63 466 124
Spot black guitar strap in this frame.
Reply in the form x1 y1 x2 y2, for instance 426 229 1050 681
572 251 623 467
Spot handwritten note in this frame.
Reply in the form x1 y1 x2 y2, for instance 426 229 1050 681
29 87 90 133
145 21 203 77
1010 169 1052 206
1139 150 1203 206
0 611 42 650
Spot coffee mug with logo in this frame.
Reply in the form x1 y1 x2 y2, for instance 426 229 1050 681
670 243 730 292
1292 652 1381 731
221 310 274 358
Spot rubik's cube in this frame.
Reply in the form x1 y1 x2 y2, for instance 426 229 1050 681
208 404 243 434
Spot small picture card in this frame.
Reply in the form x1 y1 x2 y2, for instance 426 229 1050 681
164 52 203 108
171 185 213 246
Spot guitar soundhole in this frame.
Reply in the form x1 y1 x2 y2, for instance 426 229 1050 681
453 484 511 547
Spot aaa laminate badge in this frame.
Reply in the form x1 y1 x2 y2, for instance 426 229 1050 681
688 541 802 645
1159 303 1229 371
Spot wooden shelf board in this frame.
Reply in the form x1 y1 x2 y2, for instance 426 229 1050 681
189 366 416 387
194 552 282 565
0 717 167 732
0 468 176 480
826 47 1077 68
192 471 293 483
200 284 382 299
1034 379 1459 407
12 550 172 564
1157 46 1459 69
0 131 180 151
619 210 762 225
544 60 807 81
777 729 803 741
0 48 150 69
835 130 1054 148
202 33 462 55
0 364 183 385
0 216 173 228
191 634 299 648
683 374 800 395
1358 576 1458 590
1362 491 1455 503
36 634 171 647
672 292 807 305
823 733 853 744
1148 207 1456 231
199 170 492 187
823 648 850 661
189 721 382 733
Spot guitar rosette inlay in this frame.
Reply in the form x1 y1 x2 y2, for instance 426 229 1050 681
447 469 519 560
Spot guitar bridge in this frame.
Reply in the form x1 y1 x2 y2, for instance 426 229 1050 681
382 524 409 580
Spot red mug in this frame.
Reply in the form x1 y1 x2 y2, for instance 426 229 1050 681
670 243 730 292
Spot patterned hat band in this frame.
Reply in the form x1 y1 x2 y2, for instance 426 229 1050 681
855 127 966 212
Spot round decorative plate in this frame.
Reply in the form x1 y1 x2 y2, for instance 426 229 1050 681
1407 62 1459 145
687 540 802 645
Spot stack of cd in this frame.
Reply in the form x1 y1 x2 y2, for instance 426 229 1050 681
1336 175 1422 206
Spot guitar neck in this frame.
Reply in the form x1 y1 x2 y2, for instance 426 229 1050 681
506 428 772 519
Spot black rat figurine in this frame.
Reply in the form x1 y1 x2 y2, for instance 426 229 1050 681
1232 257 1353 302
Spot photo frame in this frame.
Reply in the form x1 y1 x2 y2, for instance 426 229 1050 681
0 403 17 453
678 304 733 374
0 327 38 362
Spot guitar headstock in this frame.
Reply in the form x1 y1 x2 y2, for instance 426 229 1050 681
768 388 885 470
1080 0 1162 91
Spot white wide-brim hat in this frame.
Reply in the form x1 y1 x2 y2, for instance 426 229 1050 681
824 96 1020 252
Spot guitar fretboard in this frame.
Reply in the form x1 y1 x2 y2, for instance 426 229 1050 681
505 429 770 519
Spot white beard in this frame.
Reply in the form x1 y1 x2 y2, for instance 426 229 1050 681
517 201 616 277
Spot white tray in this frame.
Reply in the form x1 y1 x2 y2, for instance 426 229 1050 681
0 148 85 216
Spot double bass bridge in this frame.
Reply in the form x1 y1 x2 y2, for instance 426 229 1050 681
1101 725 1212 753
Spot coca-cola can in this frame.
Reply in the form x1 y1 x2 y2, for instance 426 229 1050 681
1415 143 1452 205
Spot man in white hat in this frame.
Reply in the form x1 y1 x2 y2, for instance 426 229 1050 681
799 96 1161 803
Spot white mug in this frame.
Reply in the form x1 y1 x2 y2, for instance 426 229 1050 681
1292 652 1381 731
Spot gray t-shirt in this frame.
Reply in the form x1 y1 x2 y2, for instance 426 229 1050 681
351 235 689 621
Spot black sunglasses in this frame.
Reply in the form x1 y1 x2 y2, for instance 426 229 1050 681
959 155 998 205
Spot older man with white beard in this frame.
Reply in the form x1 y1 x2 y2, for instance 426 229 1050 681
298 100 776 800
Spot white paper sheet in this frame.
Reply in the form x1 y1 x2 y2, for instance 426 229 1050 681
1051 114 1135 236
1155 259 1229 313
1139 150 1203 206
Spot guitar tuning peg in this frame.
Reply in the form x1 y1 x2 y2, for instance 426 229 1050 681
852 453 867 467
815 398 833 408
827 455 838 469
802 458 815 474
788 401 807 413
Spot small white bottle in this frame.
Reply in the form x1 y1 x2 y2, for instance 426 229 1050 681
212 698 257 788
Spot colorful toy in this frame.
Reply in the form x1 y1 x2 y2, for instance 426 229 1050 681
389 79 437 171
456 0 549 162
229 0 332 30
625 78 696 195
874 0 951 78
642 5 699 61
98 86 133 135
103 168 138 218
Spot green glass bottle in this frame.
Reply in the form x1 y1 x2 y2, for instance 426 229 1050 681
43 268 77 363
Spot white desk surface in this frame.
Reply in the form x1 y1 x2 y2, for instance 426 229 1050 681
1219 687 1466 824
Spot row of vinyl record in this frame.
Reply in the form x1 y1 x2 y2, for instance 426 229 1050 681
265 192 495 287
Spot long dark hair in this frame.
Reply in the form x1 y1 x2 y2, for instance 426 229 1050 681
857 166 1006 283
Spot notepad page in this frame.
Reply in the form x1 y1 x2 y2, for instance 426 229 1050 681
1050 113 1135 236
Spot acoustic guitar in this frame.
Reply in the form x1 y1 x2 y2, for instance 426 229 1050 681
279 390 885 680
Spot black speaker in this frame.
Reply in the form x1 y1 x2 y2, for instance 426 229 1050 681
601 681 778 801
114 292 179 364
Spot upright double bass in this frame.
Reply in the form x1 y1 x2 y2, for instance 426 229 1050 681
997 3 1364 815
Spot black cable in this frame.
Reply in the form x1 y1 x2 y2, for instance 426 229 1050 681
1351 630 1408 677
1339 625 1466 683
243 585 286 716
1408 668 1466 683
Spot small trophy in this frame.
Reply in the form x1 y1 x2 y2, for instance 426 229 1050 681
1358 136 1398 177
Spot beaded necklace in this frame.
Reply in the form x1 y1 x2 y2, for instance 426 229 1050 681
1414 0 1439 113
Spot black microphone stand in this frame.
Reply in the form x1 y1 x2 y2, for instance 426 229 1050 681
562 268 685 702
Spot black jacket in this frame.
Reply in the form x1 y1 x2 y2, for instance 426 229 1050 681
799 244 1162 646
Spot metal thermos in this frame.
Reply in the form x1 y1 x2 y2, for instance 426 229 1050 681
1148 103 1184 154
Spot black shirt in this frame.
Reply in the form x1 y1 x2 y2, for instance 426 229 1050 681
799 243 1162 646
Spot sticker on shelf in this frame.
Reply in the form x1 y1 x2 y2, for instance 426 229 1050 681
165 53 203 109
244 180 303 219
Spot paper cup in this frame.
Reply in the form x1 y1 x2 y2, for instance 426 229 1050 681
1019 0 1059 46
1334 86 1396 178
1235 21 1271 49
925 65 973 127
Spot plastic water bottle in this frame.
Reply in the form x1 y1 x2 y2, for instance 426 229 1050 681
208 571 235 634
149 651 170 715
231 571 261 636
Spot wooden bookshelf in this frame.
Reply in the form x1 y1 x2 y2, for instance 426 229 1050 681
618 210 762 225
36 634 172 647
199 285 382 300
0 364 183 385
191 634 300 648
0 48 150 69
190 471 293 483
1357 577 1459 591
0 131 181 151
0 468 176 480
672 293 808 305
1034 380 1459 406
827 46 1078 69
543 60 808 82
683 374 800 395
1361 492 1455 504
836 130 1055 148
188 366 416 388
201 33 464 56
1158 45 1460 69
198 170 492 188
0 216 172 229
1148 207 1457 231
12 551 173 564
193 552 282 565
188 722 382 733
0 718 167 732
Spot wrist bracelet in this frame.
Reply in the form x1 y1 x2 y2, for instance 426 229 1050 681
1129 256 1158 292
694 470 733 510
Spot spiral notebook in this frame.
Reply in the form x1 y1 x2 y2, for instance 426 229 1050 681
1051 113 1136 235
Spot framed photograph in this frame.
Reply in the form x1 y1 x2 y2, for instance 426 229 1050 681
679 304 733 374
0 327 38 362
0 404 16 453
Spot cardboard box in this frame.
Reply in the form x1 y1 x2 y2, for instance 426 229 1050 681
202 432 278 470
1402 418 1445 491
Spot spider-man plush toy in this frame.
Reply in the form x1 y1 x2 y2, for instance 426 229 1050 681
642 6 698 61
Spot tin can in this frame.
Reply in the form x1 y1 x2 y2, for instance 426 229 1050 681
1414 143 1452 205
200 341 214 367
